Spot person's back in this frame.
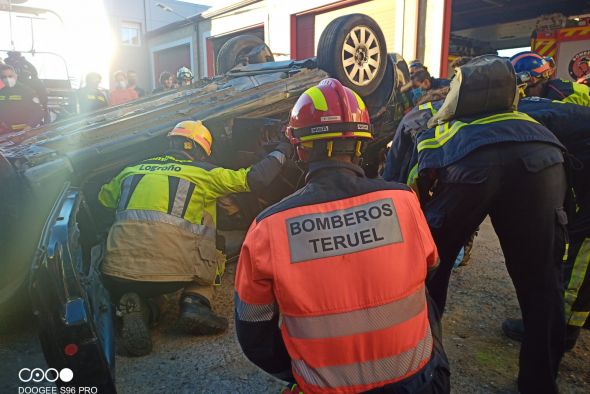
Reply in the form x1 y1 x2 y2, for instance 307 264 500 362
235 79 449 394
417 55 567 394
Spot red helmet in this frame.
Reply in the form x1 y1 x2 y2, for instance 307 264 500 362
286 78 372 161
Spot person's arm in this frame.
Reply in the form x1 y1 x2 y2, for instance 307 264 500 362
206 142 293 197
234 220 292 378
98 171 125 209
408 191 439 274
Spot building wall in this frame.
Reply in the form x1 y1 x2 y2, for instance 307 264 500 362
148 0 447 80
195 0 434 77
105 0 206 89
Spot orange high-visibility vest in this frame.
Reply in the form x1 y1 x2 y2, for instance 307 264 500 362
236 183 439 394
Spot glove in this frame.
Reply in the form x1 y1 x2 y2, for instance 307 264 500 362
274 141 294 158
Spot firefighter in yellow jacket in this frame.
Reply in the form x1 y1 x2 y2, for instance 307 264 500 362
99 120 292 356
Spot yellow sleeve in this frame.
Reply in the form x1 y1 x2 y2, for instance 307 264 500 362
564 83 590 107
98 173 124 209
206 167 251 197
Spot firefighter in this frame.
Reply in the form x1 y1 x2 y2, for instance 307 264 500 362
77 72 108 114
235 78 450 394
502 98 590 351
4 51 49 121
511 51 590 107
177 67 193 87
410 70 450 105
98 120 292 356
414 56 567 394
0 64 44 133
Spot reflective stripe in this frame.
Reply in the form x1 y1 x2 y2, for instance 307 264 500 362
299 131 372 142
117 209 215 240
418 102 436 115
569 311 589 327
304 86 328 111
10 123 27 130
8 95 22 100
565 238 590 326
234 292 278 322
406 164 419 186
171 179 191 217
417 111 540 152
284 286 426 339
292 325 432 389
117 176 134 211
353 91 366 111
268 150 286 165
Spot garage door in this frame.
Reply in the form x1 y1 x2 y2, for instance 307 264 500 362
153 44 191 86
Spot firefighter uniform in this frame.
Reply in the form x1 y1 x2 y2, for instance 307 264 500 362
236 78 450 394
235 161 449 394
383 101 442 185
99 148 287 303
519 98 590 339
414 56 567 394
77 86 108 114
0 81 43 132
545 79 590 107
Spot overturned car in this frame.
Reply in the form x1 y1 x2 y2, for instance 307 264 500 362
0 14 411 391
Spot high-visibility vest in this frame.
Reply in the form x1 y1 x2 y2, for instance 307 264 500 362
416 110 563 171
236 165 439 393
99 153 252 238
546 79 590 107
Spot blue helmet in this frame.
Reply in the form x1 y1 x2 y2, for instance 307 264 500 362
510 51 552 78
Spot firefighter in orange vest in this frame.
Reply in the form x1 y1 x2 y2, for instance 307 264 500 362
234 78 450 394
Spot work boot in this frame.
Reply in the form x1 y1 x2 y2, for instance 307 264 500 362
117 292 152 357
502 318 580 351
177 294 228 335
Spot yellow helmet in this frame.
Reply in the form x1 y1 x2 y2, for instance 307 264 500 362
168 120 213 156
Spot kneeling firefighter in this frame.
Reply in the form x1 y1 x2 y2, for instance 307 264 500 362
235 78 450 394
99 120 292 356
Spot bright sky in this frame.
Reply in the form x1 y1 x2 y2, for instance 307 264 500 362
498 46 531 58
0 0 115 88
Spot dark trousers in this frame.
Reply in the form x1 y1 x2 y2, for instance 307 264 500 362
422 142 567 394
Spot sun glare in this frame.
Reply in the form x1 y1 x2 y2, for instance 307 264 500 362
1 0 115 88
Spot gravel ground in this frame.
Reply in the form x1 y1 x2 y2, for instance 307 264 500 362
1 218 588 393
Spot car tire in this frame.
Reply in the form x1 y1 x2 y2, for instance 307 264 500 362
216 35 275 75
363 54 395 119
317 14 387 96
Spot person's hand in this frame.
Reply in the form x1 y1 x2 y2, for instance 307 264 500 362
274 141 294 158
